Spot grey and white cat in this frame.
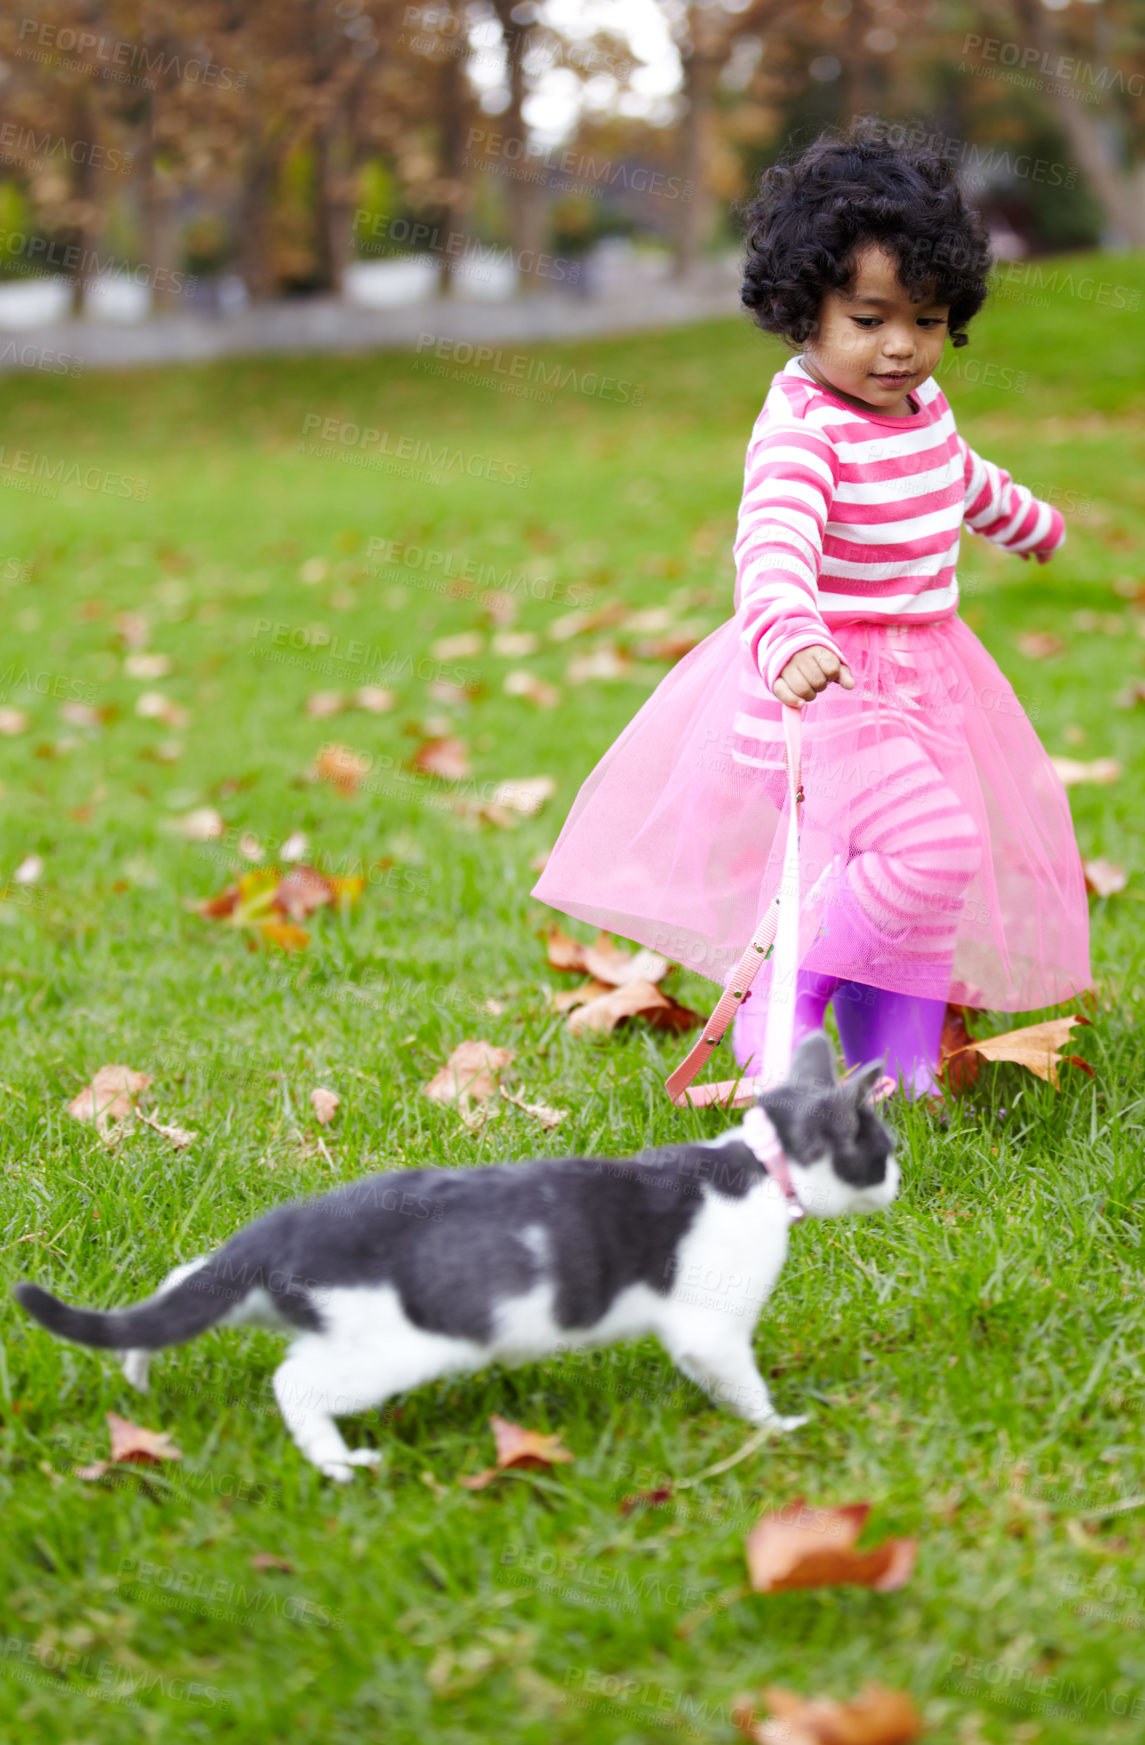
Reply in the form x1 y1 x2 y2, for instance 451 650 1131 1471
14 1034 898 1482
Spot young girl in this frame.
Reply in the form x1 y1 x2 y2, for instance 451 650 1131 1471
533 123 1090 1097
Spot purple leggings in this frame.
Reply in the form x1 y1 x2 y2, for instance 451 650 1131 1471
732 971 946 1098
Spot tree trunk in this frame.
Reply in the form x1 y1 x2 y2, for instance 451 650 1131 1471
673 38 719 280
1011 0 1145 247
490 0 545 296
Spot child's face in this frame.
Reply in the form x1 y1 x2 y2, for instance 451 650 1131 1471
801 245 950 416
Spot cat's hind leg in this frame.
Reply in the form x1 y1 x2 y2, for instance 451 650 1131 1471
273 1347 383 1483
119 1256 209 1392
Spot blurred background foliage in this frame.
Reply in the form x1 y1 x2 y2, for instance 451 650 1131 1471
0 0 1140 310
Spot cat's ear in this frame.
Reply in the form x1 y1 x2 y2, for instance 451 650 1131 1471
788 1031 837 1090
844 1061 886 1107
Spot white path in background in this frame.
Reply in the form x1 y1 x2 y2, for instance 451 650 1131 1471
0 268 741 375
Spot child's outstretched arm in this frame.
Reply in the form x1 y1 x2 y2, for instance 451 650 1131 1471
734 422 854 709
958 438 1066 562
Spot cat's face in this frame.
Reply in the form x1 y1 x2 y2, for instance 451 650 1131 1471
757 1033 900 1219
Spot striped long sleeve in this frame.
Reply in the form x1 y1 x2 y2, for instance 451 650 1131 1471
959 438 1066 555
734 423 846 692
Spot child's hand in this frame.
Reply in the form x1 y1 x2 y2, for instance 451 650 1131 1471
773 646 855 710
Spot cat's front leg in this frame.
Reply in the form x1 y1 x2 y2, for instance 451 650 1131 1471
273 1355 382 1483
663 1328 808 1433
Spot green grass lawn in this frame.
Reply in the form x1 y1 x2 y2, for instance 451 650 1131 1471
1 253 1144 1744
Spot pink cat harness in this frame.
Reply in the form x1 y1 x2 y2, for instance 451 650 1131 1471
742 1104 805 1224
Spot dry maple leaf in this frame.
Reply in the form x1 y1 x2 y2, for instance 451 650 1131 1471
67 1065 151 1138
0 707 28 735
61 701 102 728
250 1552 294 1574
458 1414 575 1489
734 1684 923 1745
423 1040 515 1109
1114 680 1145 709
311 1087 340 1125
1017 631 1065 660
944 1013 1093 1089
1050 756 1121 787
430 631 482 660
313 743 370 796
499 1086 567 1129
567 979 701 1037
76 1410 183 1478
1084 858 1128 897
745 1499 917 1594
413 737 471 781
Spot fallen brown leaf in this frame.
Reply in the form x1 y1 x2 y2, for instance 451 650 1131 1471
493 631 540 658
67 1065 151 1138
257 919 310 952
305 690 347 719
939 1005 981 1093
583 935 669 987
458 1414 575 1489
0 707 28 735
125 652 171 680
487 776 555 817
1084 858 1128 897
944 1013 1094 1089
430 631 482 660
313 743 370 796
499 1086 567 1129
745 1499 917 1594
545 926 590 973
311 1087 340 1125
275 865 337 921
423 1040 514 1110
566 645 632 684
1114 680 1145 708
550 979 613 1012
619 1487 673 1516
635 631 703 662
1017 631 1065 660
734 1683 923 1745
136 692 189 729
61 701 102 728
250 1552 294 1574
113 610 149 648
76 1411 183 1479
548 603 626 642
355 685 395 713
177 806 225 841
1051 756 1121 787
413 737 471 781
503 670 560 708
136 1110 196 1151
567 979 701 1037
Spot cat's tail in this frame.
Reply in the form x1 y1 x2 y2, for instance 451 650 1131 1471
13 1267 230 1352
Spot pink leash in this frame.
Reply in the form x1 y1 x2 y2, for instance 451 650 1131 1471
665 708 804 1110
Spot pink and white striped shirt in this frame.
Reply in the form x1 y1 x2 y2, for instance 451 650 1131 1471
736 356 1065 690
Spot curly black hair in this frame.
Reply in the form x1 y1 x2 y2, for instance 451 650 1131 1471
739 119 993 350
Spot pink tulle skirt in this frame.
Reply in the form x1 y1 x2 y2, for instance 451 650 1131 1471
533 616 1090 1010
